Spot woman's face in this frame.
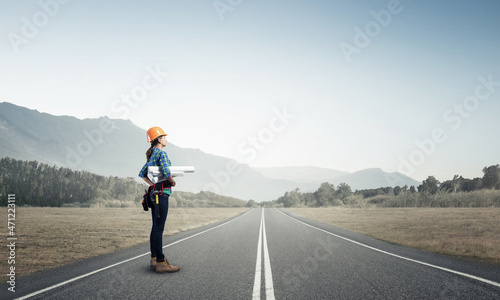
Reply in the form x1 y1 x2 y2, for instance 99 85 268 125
158 135 167 146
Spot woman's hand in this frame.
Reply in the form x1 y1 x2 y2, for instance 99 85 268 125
168 176 176 187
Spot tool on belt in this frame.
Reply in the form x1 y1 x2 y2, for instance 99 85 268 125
152 187 162 219
142 181 171 218
141 187 151 211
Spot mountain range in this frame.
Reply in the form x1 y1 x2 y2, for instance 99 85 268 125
0 102 420 201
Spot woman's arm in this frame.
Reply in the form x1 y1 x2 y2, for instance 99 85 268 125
142 177 154 186
158 151 176 186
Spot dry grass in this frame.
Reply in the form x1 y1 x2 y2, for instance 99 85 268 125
286 207 500 265
0 207 248 278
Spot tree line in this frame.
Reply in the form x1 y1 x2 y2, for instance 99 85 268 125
0 157 246 208
266 164 500 208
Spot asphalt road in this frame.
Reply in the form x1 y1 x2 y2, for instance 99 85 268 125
3 208 500 299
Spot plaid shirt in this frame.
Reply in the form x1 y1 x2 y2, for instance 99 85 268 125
138 148 172 179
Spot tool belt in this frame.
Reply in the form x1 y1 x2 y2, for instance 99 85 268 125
142 181 172 215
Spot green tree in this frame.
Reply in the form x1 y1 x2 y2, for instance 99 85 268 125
460 177 482 192
313 182 337 206
393 186 402 196
440 175 461 193
246 200 257 207
277 188 301 207
482 165 500 189
336 182 352 201
418 176 440 195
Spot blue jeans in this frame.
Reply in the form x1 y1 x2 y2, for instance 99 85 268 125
150 192 169 262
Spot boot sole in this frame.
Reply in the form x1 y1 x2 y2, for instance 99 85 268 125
155 268 180 274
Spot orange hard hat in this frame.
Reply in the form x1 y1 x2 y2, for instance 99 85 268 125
147 126 167 143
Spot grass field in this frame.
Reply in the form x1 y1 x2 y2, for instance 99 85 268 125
286 207 500 265
0 207 249 278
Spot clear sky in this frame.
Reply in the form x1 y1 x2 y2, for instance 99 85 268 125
1 0 499 182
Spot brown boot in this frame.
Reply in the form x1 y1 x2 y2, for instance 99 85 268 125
150 257 157 269
155 259 180 273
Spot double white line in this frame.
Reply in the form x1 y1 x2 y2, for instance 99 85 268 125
252 209 275 300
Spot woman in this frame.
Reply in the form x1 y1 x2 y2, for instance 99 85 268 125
138 126 179 273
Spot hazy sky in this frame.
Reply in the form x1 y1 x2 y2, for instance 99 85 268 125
1 0 499 182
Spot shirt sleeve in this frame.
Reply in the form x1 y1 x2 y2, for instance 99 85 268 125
159 151 171 178
138 162 149 178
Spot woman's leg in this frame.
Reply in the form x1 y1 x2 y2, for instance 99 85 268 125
150 193 169 262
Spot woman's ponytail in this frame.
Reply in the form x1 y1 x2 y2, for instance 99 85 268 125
145 146 153 162
146 138 160 162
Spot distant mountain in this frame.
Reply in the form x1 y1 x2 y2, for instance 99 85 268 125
333 168 420 190
0 102 421 201
254 166 420 191
0 102 142 176
0 102 301 202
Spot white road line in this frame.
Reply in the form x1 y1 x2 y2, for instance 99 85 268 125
262 210 275 300
276 208 500 289
15 209 253 300
252 210 263 300
252 209 276 300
